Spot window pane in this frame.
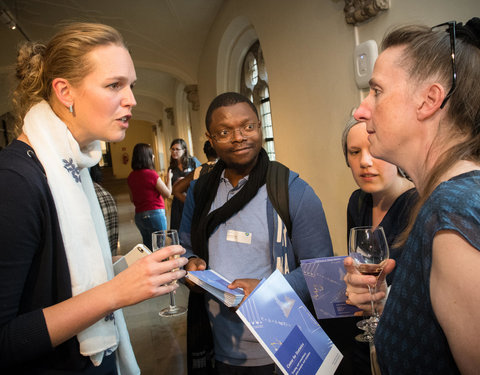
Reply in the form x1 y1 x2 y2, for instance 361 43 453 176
241 40 275 159
263 125 274 139
250 58 258 86
264 113 272 126
261 86 269 99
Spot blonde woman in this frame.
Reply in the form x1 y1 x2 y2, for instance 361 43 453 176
0 23 187 374
342 117 416 283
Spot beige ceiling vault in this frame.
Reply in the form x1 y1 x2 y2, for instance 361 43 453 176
0 0 224 122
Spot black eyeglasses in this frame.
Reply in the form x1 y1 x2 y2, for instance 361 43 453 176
432 21 457 109
209 123 260 143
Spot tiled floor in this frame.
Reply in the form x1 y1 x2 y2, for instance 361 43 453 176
104 176 188 375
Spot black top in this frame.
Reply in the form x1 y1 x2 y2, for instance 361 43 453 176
0 140 116 374
322 187 418 375
347 188 418 275
170 156 199 230
171 157 199 185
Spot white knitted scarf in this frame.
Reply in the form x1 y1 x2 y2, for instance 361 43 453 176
23 101 139 374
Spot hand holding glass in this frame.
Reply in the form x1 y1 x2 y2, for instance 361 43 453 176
348 226 389 342
152 230 187 317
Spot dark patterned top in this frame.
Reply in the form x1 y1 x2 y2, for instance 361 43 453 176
170 156 200 230
93 182 119 255
375 171 480 374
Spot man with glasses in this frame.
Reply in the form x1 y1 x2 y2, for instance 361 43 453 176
179 92 333 375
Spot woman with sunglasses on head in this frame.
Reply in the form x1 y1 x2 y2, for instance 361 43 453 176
0 23 187 374
168 138 200 230
344 18 480 374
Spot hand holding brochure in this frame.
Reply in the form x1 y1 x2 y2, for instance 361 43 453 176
186 269 245 307
301 256 361 319
236 270 342 375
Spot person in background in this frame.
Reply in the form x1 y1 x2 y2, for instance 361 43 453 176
180 92 333 374
90 163 119 255
325 117 416 375
0 22 187 374
172 140 218 204
344 18 480 374
169 138 200 230
127 143 172 250
342 117 416 282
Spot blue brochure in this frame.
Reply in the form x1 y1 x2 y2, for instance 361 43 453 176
236 270 342 375
301 256 361 319
186 269 244 307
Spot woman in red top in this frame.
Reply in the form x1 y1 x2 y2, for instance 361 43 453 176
128 143 172 250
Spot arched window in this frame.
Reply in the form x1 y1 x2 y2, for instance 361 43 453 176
241 41 275 160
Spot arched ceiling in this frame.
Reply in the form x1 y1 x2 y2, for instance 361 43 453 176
0 0 223 122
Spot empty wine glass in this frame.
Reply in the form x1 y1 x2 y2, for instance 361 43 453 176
348 226 389 342
152 229 187 317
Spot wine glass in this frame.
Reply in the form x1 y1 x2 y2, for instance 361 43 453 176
348 226 389 342
152 229 187 317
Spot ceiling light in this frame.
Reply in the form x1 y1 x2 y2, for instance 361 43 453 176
0 9 16 30
0 7 29 40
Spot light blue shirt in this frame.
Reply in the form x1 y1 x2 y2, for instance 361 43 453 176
208 173 270 281
207 172 272 366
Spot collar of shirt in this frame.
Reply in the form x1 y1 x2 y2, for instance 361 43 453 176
220 170 249 201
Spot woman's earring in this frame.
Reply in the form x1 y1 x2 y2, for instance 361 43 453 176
69 104 74 113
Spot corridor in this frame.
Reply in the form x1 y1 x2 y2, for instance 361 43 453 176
105 177 189 375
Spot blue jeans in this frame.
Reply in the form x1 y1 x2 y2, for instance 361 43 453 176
134 209 167 250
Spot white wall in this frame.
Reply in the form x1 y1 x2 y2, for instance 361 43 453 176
196 0 480 255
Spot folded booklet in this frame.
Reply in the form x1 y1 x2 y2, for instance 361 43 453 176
236 270 342 375
186 269 245 307
301 256 361 319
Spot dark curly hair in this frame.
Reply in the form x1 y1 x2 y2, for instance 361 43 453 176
205 92 259 131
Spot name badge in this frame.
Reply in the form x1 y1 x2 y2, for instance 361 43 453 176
226 230 252 245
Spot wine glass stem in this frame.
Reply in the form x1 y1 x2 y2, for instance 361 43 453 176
169 291 176 308
367 284 378 319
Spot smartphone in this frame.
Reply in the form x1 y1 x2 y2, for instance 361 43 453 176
113 244 152 274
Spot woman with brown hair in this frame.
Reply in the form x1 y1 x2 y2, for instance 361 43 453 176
168 138 200 230
128 143 172 250
344 18 480 374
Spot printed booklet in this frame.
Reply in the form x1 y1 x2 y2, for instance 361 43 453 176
185 269 245 307
301 256 361 319
236 270 343 375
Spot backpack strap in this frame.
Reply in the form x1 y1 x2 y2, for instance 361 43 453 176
266 161 292 239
